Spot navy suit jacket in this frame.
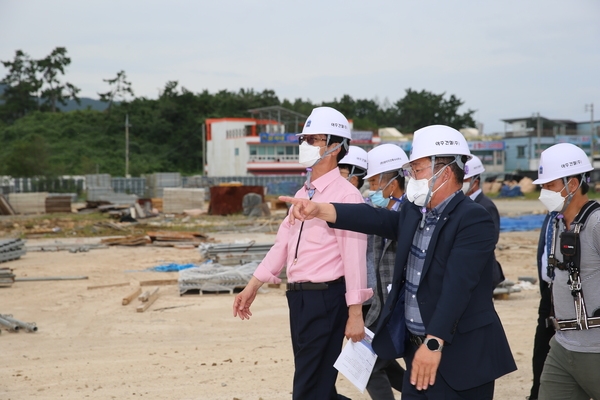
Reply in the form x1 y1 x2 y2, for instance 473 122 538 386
474 192 505 287
474 192 500 243
331 192 517 391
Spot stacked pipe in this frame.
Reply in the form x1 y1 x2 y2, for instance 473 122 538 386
0 267 15 287
0 314 37 333
0 239 26 263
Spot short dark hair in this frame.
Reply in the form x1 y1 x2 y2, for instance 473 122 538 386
434 156 466 184
569 173 590 195
327 135 349 162
339 164 366 189
381 169 405 192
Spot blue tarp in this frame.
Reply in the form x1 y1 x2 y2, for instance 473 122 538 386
498 185 524 198
500 214 546 232
147 263 198 272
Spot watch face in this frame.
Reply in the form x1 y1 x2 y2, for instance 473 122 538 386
426 338 440 351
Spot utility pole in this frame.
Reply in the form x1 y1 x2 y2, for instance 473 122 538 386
125 114 131 177
535 113 542 160
586 103 595 165
202 123 207 175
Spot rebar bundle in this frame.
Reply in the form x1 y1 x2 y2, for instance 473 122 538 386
178 261 259 295
199 241 273 266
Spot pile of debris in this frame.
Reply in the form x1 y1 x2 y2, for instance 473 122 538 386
147 231 210 247
493 279 523 300
101 231 212 248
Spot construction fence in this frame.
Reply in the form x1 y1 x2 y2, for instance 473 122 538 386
0 174 306 199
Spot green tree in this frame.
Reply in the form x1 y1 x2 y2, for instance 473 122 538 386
3 133 51 177
392 89 476 132
37 47 80 112
0 50 41 122
98 70 135 112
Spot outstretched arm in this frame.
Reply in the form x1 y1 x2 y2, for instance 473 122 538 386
278 196 337 225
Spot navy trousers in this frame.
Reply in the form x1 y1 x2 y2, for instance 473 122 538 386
286 280 348 400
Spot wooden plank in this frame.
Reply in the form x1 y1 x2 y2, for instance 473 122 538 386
122 287 142 305
138 290 150 302
101 236 150 246
87 282 130 290
0 195 15 215
146 231 209 241
139 279 178 286
136 288 159 312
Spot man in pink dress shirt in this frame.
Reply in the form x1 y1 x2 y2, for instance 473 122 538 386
233 107 372 399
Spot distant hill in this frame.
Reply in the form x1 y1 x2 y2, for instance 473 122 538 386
0 83 110 112
58 97 109 112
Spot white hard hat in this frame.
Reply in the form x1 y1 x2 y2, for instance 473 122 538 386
299 106 352 139
464 155 485 179
532 143 592 185
339 146 368 170
405 125 472 169
365 143 409 179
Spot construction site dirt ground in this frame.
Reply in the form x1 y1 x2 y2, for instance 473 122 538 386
1 198 547 399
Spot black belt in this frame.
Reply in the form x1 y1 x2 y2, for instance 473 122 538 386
286 277 345 291
409 333 426 347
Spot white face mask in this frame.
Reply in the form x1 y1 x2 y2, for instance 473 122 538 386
298 142 323 168
538 188 566 212
406 166 448 207
461 181 471 195
406 178 430 206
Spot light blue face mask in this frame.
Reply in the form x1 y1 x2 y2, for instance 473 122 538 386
369 190 390 208
368 175 396 208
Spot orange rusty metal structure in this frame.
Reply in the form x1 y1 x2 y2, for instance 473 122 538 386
209 186 263 216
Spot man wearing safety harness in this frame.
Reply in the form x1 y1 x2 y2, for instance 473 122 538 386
534 143 600 400
362 143 409 399
280 125 516 398
233 107 372 399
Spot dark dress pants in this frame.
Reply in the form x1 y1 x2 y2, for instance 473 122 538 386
286 280 348 400
529 282 555 400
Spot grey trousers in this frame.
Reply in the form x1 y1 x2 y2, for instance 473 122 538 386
539 336 600 400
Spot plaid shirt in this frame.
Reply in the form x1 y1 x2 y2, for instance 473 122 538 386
405 192 457 336
365 198 404 328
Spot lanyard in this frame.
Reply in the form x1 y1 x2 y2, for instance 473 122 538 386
292 187 314 265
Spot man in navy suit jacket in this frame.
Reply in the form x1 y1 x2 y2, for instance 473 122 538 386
281 125 516 399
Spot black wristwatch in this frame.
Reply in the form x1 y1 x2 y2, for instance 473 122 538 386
424 337 443 352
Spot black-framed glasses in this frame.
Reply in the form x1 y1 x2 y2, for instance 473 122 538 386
298 135 327 146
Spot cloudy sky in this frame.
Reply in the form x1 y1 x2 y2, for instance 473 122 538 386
1 0 598 133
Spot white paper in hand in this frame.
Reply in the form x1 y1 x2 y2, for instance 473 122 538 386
333 327 378 393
